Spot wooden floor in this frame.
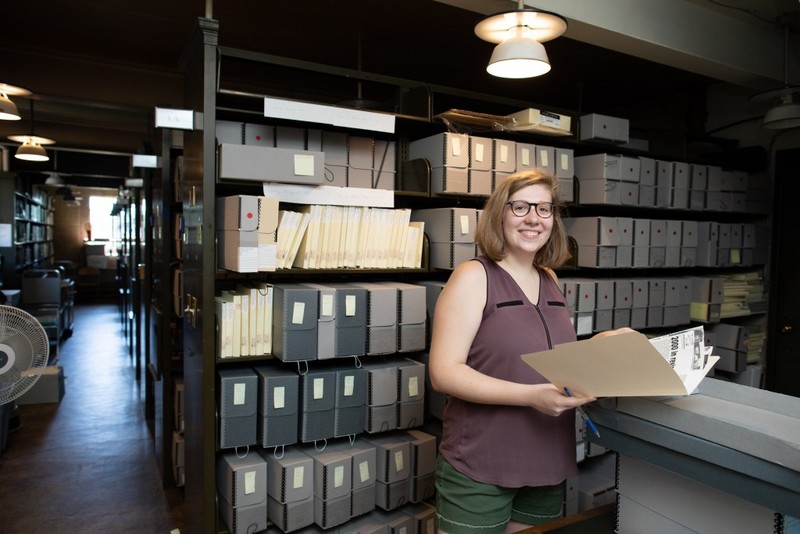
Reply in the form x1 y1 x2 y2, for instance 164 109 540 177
0 302 186 533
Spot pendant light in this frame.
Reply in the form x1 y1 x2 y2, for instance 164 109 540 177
9 98 54 162
475 0 567 79
0 83 30 121
752 18 800 130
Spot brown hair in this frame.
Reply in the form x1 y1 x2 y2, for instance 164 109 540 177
475 169 571 268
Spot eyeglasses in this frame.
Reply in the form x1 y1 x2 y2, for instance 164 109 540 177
506 200 555 218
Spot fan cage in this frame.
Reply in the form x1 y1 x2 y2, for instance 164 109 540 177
0 305 51 404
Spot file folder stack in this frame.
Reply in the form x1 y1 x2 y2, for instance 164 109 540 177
408 132 469 194
352 282 398 356
302 283 337 360
261 447 315 532
400 501 438 534
303 444 353 529
363 361 399 433
273 284 319 362
254 364 300 448
299 367 336 443
331 364 367 438
216 450 268 534
563 216 620 268
323 283 367 358
327 440 378 518
365 433 412 511
371 509 415 533
377 282 426 352
402 430 437 503
411 208 478 270
468 136 492 196
396 359 426 430
574 154 639 206
218 143 326 185
218 368 258 449
216 195 279 273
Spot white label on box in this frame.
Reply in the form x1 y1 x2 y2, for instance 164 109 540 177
500 144 509 163
344 375 354 396
399 528 407 534
561 153 570 172
273 386 285 409
313 377 325 400
292 302 305 324
521 148 531 166
459 215 470 235
294 154 315 176
359 460 370 483
244 470 256 494
345 294 356 316
321 294 334 317
334 465 345 487
293 466 305 489
475 143 485 162
408 376 419 397
233 383 246 405
451 137 462 157
539 149 549 167
394 451 404 472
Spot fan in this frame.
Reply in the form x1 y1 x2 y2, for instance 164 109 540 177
0 305 50 405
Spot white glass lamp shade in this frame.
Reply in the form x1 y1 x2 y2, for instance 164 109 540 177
762 99 800 130
0 93 21 121
487 37 551 78
15 137 50 162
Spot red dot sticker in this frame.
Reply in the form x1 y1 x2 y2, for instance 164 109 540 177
246 212 254 219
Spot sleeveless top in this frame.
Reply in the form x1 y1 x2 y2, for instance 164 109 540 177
437 256 578 488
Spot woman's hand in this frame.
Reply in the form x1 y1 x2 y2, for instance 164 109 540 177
592 326 636 339
530 383 596 417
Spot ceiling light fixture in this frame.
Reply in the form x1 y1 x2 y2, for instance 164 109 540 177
10 98 54 162
752 18 800 130
0 83 30 121
475 0 567 79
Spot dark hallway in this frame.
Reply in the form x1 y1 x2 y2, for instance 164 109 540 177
0 303 185 533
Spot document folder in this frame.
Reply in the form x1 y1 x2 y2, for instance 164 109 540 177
522 329 718 397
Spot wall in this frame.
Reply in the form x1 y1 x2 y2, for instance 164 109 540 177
52 187 118 269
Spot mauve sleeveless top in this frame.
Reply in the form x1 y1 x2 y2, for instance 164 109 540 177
437 256 578 488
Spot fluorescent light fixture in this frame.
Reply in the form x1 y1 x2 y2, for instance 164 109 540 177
475 2 566 79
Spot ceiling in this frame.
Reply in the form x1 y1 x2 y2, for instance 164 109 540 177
0 0 797 182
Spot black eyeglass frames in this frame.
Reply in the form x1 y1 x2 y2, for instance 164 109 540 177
506 200 555 218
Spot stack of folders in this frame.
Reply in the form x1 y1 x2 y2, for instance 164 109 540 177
275 206 425 269
215 282 274 359
216 450 268 534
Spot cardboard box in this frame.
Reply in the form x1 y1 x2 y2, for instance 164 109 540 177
16 366 65 405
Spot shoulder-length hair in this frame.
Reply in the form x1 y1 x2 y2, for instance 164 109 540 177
475 169 571 268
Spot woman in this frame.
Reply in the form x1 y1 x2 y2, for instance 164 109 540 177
429 169 628 533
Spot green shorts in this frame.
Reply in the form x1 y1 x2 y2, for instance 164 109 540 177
435 455 565 534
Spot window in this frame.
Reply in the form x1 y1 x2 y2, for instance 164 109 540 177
88 196 122 254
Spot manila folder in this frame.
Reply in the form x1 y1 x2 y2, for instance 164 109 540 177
521 331 719 397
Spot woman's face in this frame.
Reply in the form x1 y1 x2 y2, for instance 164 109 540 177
502 183 554 257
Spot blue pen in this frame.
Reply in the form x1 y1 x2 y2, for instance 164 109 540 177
564 387 601 439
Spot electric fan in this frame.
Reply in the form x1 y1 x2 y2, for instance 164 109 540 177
0 305 50 405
